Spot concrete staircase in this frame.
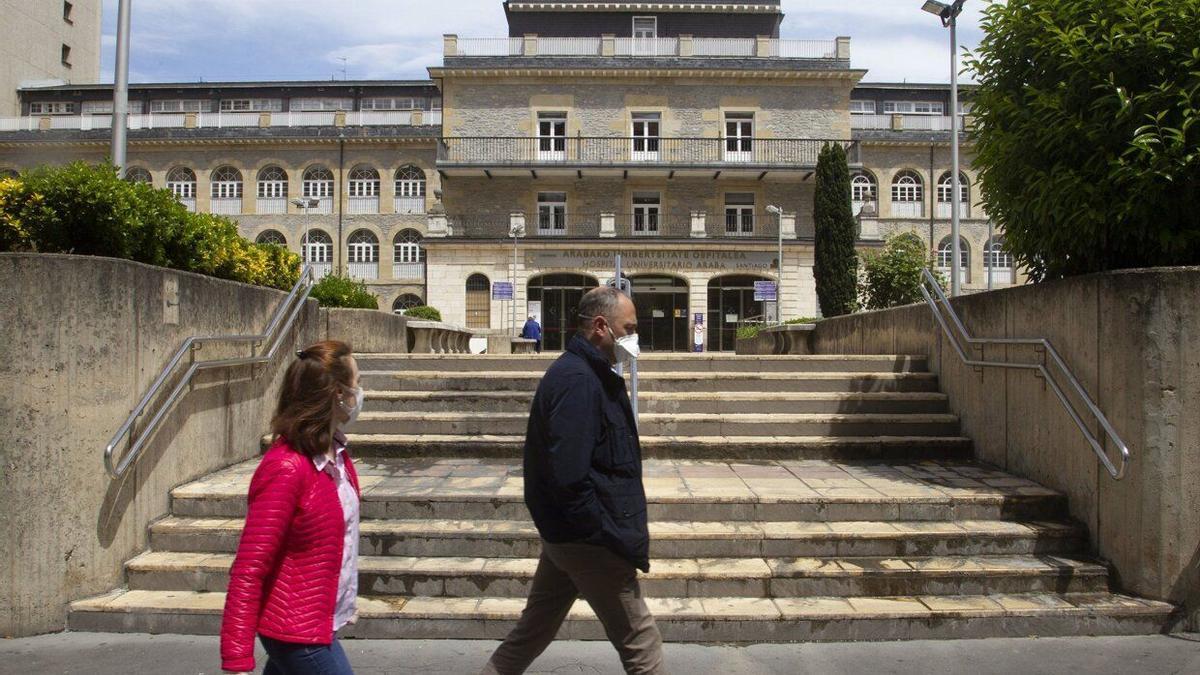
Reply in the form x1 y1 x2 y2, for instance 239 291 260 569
69 354 1173 641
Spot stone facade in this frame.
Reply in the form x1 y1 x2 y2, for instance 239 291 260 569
0 0 101 116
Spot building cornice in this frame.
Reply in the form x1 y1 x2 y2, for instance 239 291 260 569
505 2 781 12
0 135 438 150
430 66 863 81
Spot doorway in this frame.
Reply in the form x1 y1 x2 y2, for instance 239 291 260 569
527 274 599 351
707 274 771 352
630 274 689 352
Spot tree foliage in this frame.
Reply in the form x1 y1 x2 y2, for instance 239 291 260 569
812 143 859 316
310 274 380 309
967 0 1200 281
859 234 944 310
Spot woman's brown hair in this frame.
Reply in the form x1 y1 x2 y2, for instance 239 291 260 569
271 340 355 458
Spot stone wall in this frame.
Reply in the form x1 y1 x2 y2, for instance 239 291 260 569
0 254 409 637
810 267 1200 626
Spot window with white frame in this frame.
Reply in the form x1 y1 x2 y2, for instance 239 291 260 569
851 171 877 213
985 236 1013 281
290 97 354 111
302 230 334 264
937 237 970 283
631 112 660 161
361 97 419 111
537 192 567 234
537 112 567 159
850 100 876 114
724 112 754 160
124 167 152 184
219 98 282 112
303 166 334 198
394 166 426 214
210 166 243 199
150 99 209 113
394 229 425 264
724 193 755 235
347 166 380 197
347 230 379 263
891 170 924 217
393 294 423 313
29 101 76 115
883 100 945 115
633 16 657 38
166 167 196 200
256 230 287 246
632 192 661 235
936 171 970 218
256 166 288 199
82 100 144 114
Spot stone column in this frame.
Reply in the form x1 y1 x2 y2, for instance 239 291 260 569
524 34 538 56
756 35 771 57
836 36 851 60
602 34 616 57
443 34 458 57
678 34 694 57
427 210 449 238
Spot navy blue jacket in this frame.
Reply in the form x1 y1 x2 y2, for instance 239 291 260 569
523 334 650 571
521 319 542 341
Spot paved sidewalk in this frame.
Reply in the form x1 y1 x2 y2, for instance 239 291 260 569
1 633 1198 674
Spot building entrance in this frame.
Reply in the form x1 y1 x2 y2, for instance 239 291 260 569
630 275 689 352
527 274 598 351
707 274 771 352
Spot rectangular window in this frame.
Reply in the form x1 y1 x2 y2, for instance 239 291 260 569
29 101 76 115
537 112 567 160
150 99 209 113
724 112 754 161
61 44 71 67
537 192 567 235
633 16 657 39
883 100 945 115
80 100 145 114
290 97 354 112
850 100 876 114
63 2 74 23
631 112 660 161
632 191 660 236
724 193 755 236
219 98 282 112
360 97 418 111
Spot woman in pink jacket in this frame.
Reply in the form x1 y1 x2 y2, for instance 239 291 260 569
221 340 363 674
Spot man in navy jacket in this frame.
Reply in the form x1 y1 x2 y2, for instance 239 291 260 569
483 286 663 675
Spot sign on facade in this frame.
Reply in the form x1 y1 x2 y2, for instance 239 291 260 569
754 280 777 301
693 312 705 353
492 281 514 300
529 249 777 272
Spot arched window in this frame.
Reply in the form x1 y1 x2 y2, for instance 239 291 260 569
255 230 287 246
394 166 426 214
210 166 243 214
985 235 1014 284
302 165 334 213
393 229 425 281
166 167 197 210
124 167 152 184
937 236 970 285
936 171 970 218
347 229 379 279
851 170 877 215
255 165 288 214
347 166 380 214
0 168 18 179
392 294 424 314
301 230 334 277
465 273 491 329
890 170 924 218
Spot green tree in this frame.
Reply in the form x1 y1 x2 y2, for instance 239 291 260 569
812 142 858 316
310 274 379 309
859 233 944 310
968 0 1200 281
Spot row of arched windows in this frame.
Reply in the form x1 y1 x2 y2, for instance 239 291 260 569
255 227 426 261
852 170 971 217
923 233 1014 283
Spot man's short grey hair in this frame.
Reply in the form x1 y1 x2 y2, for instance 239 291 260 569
576 286 625 332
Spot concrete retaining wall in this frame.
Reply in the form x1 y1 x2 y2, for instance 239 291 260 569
0 254 409 637
811 267 1200 626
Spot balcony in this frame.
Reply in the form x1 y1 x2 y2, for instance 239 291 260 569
447 212 782 240
393 196 426 215
347 262 379 280
257 197 287 215
392 262 426 281
852 114 972 133
0 109 442 134
210 198 242 215
438 137 858 177
348 196 380 214
449 35 847 61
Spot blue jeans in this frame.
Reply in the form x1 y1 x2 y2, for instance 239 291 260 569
259 635 354 675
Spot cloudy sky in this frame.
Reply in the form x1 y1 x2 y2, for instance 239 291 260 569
99 0 994 84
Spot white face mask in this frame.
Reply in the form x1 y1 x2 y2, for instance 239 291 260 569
609 326 640 364
339 386 364 428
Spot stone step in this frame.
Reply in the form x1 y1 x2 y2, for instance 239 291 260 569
148 517 1086 559
68 590 1174 642
354 354 930 374
364 390 952 415
349 412 961 438
126 551 1111 598
360 371 942 394
171 458 1067 522
332 434 973 461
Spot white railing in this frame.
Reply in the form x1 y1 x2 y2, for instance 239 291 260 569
457 37 523 56
936 202 971 219
394 196 426 214
276 111 338 127
891 202 924 218
537 227 568 237
310 262 333 278
850 114 892 130
301 196 334 214
693 38 755 57
392 262 425 280
937 266 969 285
200 112 261 128
5 107 442 133
540 37 603 55
256 197 287 215
348 262 379 280
210 198 242 215
356 110 414 126
615 37 680 56
179 197 197 212
426 110 442 125
773 39 839 59
348 196 380 214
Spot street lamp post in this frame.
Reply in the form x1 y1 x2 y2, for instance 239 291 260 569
922 0 966 297
766 205 783 323
291 197 320 273
509 219 526 337
110 0 132 176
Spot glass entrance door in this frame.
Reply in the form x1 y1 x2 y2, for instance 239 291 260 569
707 275 769 352
528 274 598 351
631 275 689 352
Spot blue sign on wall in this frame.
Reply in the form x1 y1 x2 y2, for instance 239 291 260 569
754 281 777 302
492 281 514 300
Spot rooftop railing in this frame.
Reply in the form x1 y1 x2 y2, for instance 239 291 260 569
447 35 847 60
851 114 972 132
0 109 443 133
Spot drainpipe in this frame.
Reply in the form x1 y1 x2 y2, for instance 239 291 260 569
928 143 936 251
337 138 345 275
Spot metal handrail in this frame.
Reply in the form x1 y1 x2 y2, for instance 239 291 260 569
918 268 1130 480
104 266 317 478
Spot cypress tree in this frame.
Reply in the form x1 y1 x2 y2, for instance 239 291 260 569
812 142 858 317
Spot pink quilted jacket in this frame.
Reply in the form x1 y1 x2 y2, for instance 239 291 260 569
219 437 360 673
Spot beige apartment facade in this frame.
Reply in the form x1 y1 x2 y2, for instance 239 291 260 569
0 0 102 116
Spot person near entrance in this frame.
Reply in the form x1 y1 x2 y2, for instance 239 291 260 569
521 314 542 353
482 287 663 675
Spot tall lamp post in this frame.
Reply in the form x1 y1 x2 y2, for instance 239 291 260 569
922 0 966 297
509 219 526 336
291 197 320 273
110 0 132 176
766 205 783 323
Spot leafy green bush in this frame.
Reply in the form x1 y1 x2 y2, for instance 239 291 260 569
0 162 300 290
735 325 762 340
785 317 821 325
310 274 379 309
968 0 1200 281
859 234 944 310
813 143 858 317
403 305 443 322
